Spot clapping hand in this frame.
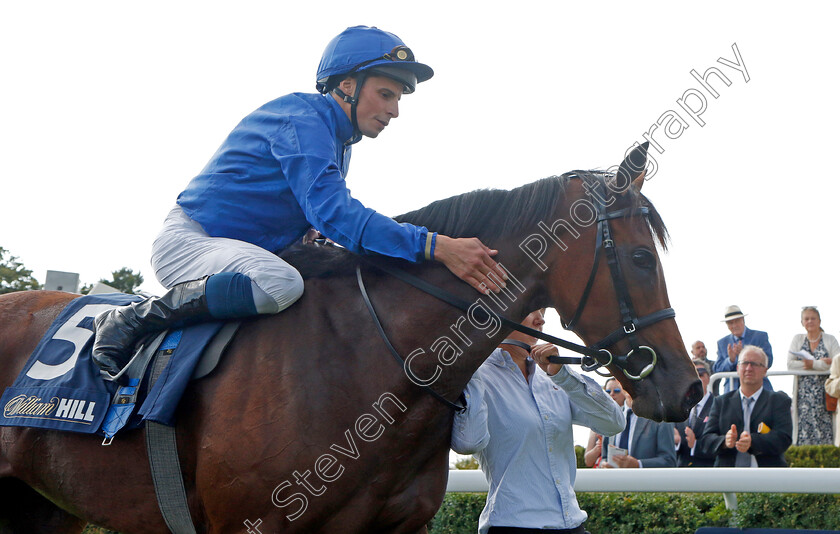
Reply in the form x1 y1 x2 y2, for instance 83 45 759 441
685 426 696 448
735 430 752 453
725 424 738 448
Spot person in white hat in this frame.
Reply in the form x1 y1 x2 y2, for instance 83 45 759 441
712 305 774 393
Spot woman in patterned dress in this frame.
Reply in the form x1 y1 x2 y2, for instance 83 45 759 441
787 306 839 445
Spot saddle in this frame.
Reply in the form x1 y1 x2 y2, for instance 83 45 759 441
100 321 241 444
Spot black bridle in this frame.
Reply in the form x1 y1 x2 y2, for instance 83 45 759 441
355 178 675 410
557 186 676 379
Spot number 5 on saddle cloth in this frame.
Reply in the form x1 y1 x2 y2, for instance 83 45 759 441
0 293 238 443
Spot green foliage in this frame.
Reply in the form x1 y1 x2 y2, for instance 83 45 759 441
577 493 731 534
0 247 41 294
427 493 484 534
454 456 479 470
575 444 585 468
734 493 840 529
429 492 840 533
80 267 144 295
786 444 840 467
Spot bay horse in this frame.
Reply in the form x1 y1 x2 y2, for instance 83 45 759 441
0 144 701 533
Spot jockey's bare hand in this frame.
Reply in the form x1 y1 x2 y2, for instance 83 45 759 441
302 228 323 244
434 235 507 294
532 344 563 376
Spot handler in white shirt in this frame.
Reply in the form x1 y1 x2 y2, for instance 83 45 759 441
451 309 625 534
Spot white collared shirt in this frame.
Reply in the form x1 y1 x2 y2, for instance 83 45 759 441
689 391 713 456
451 348 624 533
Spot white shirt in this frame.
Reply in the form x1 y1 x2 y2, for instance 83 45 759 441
688 390 712 456
451 348 624 533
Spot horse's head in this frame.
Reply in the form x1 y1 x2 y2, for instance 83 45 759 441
393 149 700 421
541 144 701 422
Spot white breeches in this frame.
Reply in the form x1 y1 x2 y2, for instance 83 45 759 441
151 206 304 314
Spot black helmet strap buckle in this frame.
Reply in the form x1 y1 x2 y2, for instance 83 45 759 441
334 71 368 145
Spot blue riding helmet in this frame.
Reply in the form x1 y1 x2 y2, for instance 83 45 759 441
316 26 434 95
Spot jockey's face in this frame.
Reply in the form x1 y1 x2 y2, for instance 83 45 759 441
339 75 403 138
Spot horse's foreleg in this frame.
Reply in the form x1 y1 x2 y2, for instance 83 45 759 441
0 477 87 534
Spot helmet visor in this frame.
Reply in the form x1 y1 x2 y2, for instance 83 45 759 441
367 66 419 94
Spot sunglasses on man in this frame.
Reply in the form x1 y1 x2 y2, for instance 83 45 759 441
606 388 623 394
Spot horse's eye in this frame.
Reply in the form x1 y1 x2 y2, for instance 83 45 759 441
632 249 656 269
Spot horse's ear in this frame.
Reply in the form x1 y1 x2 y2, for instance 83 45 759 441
617 142 649 192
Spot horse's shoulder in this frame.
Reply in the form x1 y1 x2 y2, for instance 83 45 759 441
0 290 75 317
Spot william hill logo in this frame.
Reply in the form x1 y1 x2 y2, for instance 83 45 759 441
3 394 97 423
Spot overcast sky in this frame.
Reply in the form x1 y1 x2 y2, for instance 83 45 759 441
2 2 839 446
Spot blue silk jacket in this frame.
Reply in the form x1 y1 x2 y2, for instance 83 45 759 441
177 92 431 261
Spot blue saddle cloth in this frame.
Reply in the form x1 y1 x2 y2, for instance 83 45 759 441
0 293 223 435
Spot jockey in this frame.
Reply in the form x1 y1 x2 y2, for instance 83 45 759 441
92 25 508 379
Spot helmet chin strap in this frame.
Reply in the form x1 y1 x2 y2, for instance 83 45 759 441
332 73 367 145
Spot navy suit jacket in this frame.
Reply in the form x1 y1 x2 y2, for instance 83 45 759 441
675 395 715 467
714 327 774 392
698 389 792 467
603 410 676 468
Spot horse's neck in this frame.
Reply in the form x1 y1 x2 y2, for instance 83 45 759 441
380 253 549 405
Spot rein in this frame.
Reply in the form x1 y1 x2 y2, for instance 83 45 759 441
355 176 676 411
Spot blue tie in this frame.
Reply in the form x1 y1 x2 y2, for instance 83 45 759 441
618 409 633 450
735 397 755 467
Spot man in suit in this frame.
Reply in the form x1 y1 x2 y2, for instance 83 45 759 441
601 378 676 468
700 345 792 467
675 359 716 467
713 305 774 393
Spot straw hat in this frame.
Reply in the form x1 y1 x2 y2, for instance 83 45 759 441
721 305 746 322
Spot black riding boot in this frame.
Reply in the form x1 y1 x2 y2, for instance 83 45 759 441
92 278 213 378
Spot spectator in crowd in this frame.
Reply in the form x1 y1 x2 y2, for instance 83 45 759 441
675 359 716 467
713 305 774 393
600 380 676 468
583 380 626 468
451 310 623 534
700 345 792 467
825 355 840 447
787 306 838 445
583 431 603 468
692 340 718 396
691 340 713 368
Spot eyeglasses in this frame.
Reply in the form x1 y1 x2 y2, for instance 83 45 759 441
606 388 623 394
738 361 766 368
695 368 708 376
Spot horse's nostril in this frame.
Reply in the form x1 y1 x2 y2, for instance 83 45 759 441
683 380 703 410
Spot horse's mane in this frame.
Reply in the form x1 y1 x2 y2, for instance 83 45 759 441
281 171 669 279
